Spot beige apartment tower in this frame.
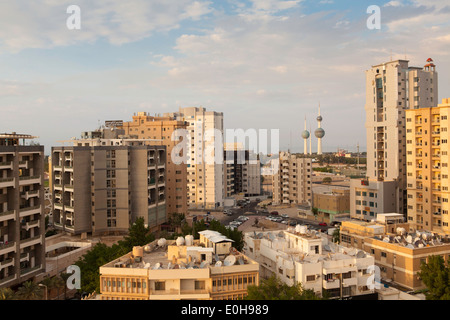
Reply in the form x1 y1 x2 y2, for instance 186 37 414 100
272 152 312 206
405 98 450 235
351 58 438 220
52 131 167 236
165 107 225 210
0 133 46 288
118 113 188 216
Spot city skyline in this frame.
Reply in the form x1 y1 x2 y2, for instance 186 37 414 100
1 0 450 154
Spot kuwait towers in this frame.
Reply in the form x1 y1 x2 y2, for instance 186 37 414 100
302 105 325 155
301 116 310 155
315 104 325 155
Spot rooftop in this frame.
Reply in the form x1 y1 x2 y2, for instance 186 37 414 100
247 227 371 264
372 229 450 249
102 236 253 271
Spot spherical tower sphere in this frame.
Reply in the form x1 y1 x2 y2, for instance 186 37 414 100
301 130 310 139
317 115 323 122
315 128 325 139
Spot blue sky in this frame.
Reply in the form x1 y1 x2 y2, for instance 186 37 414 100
1 0 450 155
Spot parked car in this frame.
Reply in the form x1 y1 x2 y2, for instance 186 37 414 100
270 211 279 216
319 222 327 227
281 214 289 218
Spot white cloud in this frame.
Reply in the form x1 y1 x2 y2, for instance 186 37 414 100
0 0 214 52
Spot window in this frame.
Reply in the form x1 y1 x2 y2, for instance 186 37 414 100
306 275 316 282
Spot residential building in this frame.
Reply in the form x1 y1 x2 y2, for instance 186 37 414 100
313 188 350 223
351 58 438 221
0 133 46 288
350 179 398 221
340 218 450 291
224 143 261 197
99 231 259 300
117 113 188 215
51 128 166 236
244 227 376 299
272 152 312 206
165 107 224 210
405 98 450 235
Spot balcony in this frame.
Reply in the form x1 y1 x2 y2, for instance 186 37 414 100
19 205 41 218
0 210 16 223
21 190 40 200
0 161 12 170
0 177 14 188
18 161 28 169
0 258 14 270
21 220 41 231
64 184 74 191
19 176 41 186
20 235 42 249
0 242 16 255
323 279 340 290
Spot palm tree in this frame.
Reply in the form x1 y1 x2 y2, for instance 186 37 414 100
60 273 71 300
16 281 43 300
0 287 16 300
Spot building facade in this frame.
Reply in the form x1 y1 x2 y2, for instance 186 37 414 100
52 130 167 235
405 98 450 235
272 152 312 206
313 189 350 223
224 144 261 197
165 107 225 210
351 58 438 220
340 218 450 291
0 133 46 288
244 227 375 299
117 112 188 216
99 231 259 300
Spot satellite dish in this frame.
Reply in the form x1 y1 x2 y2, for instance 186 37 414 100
157 238 167 247
356 251 365 259
215 261 222 267
268 233 276 241
214 253 220 262
224 255 236 266
200 261 206 268
238 257 244 265
167 262 173 269
144 263 151 269
152 263 161 270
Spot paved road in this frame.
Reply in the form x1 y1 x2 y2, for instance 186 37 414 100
215 201 332 233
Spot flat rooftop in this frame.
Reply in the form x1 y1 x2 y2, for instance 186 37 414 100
102 238 253 271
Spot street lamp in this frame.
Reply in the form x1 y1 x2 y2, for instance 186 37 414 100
39 284 48 300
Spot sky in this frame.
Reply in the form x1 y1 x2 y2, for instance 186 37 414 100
1 0 450 155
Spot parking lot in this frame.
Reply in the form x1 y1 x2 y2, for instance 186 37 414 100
206 198 335 234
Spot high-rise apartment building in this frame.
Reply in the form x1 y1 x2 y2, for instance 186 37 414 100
52 129 167 236
224 143 261 197
351 58 438 220
405 98 450 235
0 133 46 288
272 152 312 206
117 113 188 216
165 107 224 210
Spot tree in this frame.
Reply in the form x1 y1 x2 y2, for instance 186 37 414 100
332 228 340 244
118 217 155 252
244 275 324 300
322 177 332 184
0 287 15 300
16 281 43 300
418 255 450 300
